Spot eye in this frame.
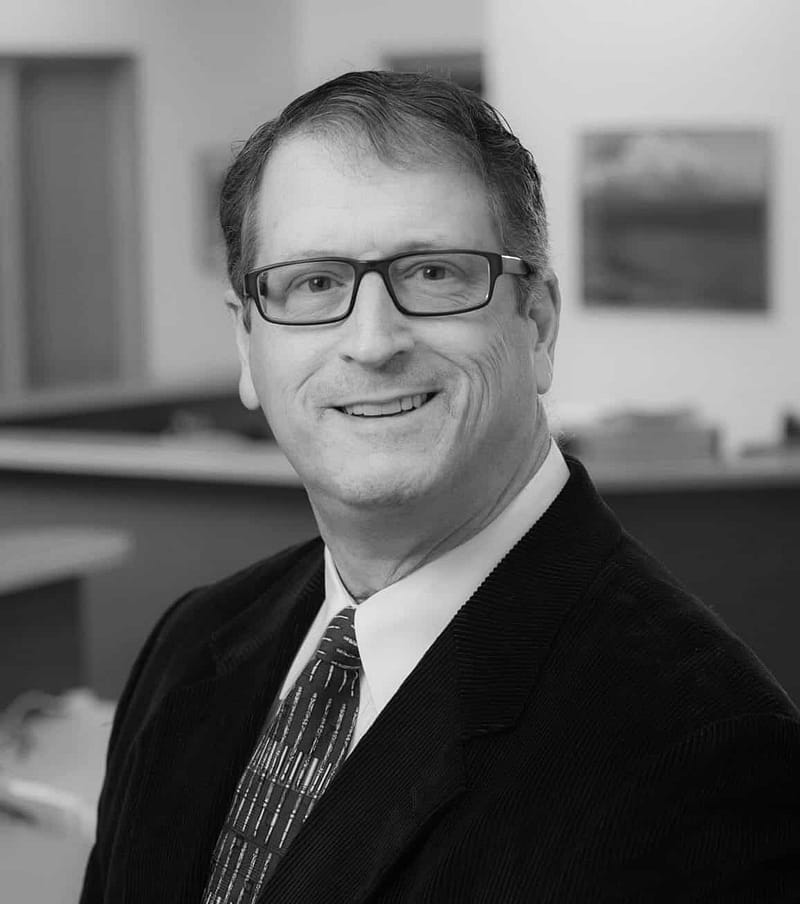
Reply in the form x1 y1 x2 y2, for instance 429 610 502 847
401 260 460 283
288 271 346 295
304 275 335 292
420 264 451 281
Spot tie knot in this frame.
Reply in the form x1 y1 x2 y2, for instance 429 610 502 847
317 607 360 670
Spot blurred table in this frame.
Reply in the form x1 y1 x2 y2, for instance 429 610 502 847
0 527 131 708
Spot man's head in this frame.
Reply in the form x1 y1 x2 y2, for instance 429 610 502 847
221 70 560 525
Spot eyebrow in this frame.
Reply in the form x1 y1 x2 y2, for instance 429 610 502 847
268 238 464 262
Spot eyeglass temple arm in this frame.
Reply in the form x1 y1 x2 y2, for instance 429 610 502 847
500 254 536 276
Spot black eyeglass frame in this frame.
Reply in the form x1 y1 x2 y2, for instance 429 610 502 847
242 249 536 325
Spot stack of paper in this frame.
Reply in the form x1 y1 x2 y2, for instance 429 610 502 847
560 407 719 465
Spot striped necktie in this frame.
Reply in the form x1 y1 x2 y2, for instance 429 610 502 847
203 606 361 904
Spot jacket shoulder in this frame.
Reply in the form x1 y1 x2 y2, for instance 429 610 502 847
575 529 799 743
154 535 323 653
108 536 323 747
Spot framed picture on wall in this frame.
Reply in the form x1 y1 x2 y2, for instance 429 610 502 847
581 128 770 312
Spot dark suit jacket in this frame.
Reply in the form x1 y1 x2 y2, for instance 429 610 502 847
81 458 800 903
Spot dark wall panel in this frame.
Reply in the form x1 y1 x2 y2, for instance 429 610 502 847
20 60 124 388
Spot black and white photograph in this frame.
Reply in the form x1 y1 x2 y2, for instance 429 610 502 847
0 2 798 902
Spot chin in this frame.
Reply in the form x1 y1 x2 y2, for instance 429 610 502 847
319 464 436 511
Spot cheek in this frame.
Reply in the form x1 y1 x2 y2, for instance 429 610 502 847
249 333 337 441
446 315 533 415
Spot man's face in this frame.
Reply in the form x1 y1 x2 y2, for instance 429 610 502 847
234 133 554 512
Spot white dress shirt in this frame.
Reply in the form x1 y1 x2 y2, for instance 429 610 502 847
276 440 569 754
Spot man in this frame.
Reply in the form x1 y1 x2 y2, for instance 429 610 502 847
81 71 800 903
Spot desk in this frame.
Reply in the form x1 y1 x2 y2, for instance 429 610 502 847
0 528 131 708
0 430 798 707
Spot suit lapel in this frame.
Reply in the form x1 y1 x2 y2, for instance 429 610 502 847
450 458 622 738
260 625 468 903
120 550 325 902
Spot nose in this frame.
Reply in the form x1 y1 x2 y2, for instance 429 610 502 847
337 271 414 367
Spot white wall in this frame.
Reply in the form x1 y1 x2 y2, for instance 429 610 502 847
0 0 296 384
487 0 800 451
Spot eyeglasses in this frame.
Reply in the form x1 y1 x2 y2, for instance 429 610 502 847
242 250 535 325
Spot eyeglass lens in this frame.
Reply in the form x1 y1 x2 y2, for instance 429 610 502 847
256 252 491 322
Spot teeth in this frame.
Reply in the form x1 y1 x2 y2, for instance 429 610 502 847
381 399 403 417
343 393 429 417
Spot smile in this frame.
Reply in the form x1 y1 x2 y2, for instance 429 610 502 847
337 392 435 418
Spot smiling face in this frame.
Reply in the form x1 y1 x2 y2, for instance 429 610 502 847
233 133 557 518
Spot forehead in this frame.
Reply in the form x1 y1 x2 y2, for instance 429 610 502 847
253 133 500 263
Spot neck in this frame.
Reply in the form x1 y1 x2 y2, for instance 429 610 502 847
309 422 552 602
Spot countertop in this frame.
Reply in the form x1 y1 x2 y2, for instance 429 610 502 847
0 526 132 595
1 428 800 492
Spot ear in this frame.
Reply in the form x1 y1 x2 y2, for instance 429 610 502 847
526 271 561 395
225 289 260 411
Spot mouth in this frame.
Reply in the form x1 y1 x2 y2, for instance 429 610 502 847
335 392 437 418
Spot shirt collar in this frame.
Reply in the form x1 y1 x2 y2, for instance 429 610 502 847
323 440 569 713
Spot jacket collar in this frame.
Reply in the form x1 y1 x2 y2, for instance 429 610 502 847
452 456 621 738
209 540 325 676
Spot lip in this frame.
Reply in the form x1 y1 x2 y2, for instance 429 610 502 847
331 391 439 420
332 390 438 409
